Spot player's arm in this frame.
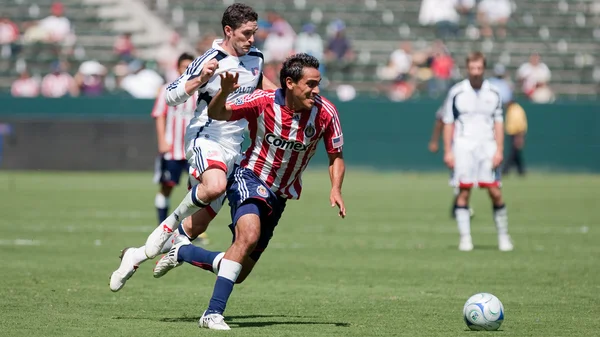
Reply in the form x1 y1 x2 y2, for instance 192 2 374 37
328 152 346 218
492 99 504 168
207 72 240 121
165 52 219 106
429 117 444 153
441 91 456 169
151 87 170 154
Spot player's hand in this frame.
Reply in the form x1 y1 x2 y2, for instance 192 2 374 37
199 59 219 83
158 140 170 154
219 72 240 94
330 189 346 218
492 151 503 168
444 152 454 169
428 141 439 153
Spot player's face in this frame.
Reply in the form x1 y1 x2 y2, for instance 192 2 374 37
177 59 192 76
467 59 485 83
227 21 258 55
290 67 321 111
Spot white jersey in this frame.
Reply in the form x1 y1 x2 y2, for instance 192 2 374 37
442 79 503 142
165 39 264 153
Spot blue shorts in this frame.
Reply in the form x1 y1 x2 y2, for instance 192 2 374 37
153 156 189 187
227 165 287 261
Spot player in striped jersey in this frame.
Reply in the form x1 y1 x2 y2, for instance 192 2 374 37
109 3 277 292
153 54 346 330
152 52 196 224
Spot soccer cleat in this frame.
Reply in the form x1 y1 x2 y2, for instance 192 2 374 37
199 311 231 330
498 234 514 251
153 241 188 278
109 248 139 292
145 223 174 258
459 236 474 251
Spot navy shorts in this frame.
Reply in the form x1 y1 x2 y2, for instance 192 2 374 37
153 156 189 187
227 165 287 260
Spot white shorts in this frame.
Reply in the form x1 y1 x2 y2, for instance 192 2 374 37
450 138 501 188
185 136 241 216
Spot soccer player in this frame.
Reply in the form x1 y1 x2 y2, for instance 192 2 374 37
153 53 346 330
429 103 475 219
109 3 277 292
152 52 196 224
442 51 513 252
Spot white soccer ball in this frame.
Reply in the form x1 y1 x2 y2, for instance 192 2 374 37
463 293 505 331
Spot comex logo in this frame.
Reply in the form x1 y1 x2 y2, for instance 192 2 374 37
265 133 307 151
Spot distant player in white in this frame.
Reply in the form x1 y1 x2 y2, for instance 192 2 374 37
109 3 277 292
442 52 513 252
429 102 475 218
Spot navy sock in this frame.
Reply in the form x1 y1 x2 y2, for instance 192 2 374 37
178 244 221 272
206 276 235 315
177 222 197 241
157 207 168 224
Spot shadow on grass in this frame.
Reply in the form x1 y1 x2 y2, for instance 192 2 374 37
115 314 350 328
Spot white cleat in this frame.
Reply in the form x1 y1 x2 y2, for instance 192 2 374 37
145 223 174 259
459 236 474 251
153 241 188 278
109 247 139 292
199 311 231 330
498 234 514 251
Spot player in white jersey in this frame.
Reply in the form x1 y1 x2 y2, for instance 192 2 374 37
442 52 513 252
429 102 475 218
109 3 277 292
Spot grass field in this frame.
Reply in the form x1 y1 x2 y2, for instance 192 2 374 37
0 169 599 337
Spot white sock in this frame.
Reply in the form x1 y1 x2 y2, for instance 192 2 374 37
455 207 471 238
161 232 177 253
218 258 242 282
212 252 225 274
155 193 169 209
131 246 149 266
493 205 508 236
161 186 208 232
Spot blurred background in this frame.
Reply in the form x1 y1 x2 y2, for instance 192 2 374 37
0 0 598 172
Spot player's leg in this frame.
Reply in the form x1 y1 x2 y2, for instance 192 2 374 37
452 140 476 251
155 159 187 223
145 140 230 258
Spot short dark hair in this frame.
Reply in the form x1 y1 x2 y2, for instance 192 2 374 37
177 52 195 67
279 53 320 88
221 3 258 31
466 51 487 67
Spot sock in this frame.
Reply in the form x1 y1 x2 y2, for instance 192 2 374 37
455 206 471 238
177 222 196 241
178 244 223 273
155 193 169 224
206 259 242 315
161 185 208 232
493 204 508 235
131 246 149 266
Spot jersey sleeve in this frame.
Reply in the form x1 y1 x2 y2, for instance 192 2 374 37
493 92 504 123
151 86 168 118
229 89 270 121
165 49 219 106
322 103 344 154
442 89 456 124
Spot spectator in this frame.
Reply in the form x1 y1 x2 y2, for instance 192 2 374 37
41 60 78 97
324 19 354 62
256 11 295 51
477 0 512 39
11 69 40 97
384 41 413 80
428 41 454 96
74 60 106 96
294 23 323 62
113 33 135 62
155 32 186 82
37 2 74 44
0 16 20 58
516 53 552 100
195 32 216 55
487 64 513 104
263 22 295 64
120 59 164 99
418 0 460 38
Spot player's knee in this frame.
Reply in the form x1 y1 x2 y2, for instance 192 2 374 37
201 172 227 200
160 185 174 197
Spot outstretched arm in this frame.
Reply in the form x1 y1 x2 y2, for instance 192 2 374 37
207 72 240 121
328 152 346 218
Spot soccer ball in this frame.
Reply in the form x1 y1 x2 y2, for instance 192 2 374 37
463 293 505 331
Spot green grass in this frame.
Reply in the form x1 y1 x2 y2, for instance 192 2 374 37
0 170 599 336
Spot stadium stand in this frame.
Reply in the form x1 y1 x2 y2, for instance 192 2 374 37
2 0 599 100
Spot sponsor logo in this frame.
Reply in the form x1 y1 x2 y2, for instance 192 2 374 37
232 86 255 94
265 133 308 151
304 123 315 138
251 67 259 76
256 185 269 198
234 98 244 105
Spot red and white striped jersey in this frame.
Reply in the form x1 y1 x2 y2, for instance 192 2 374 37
152 84 197 160
41 73 73 98
230 89 344 199
11 77 40 97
